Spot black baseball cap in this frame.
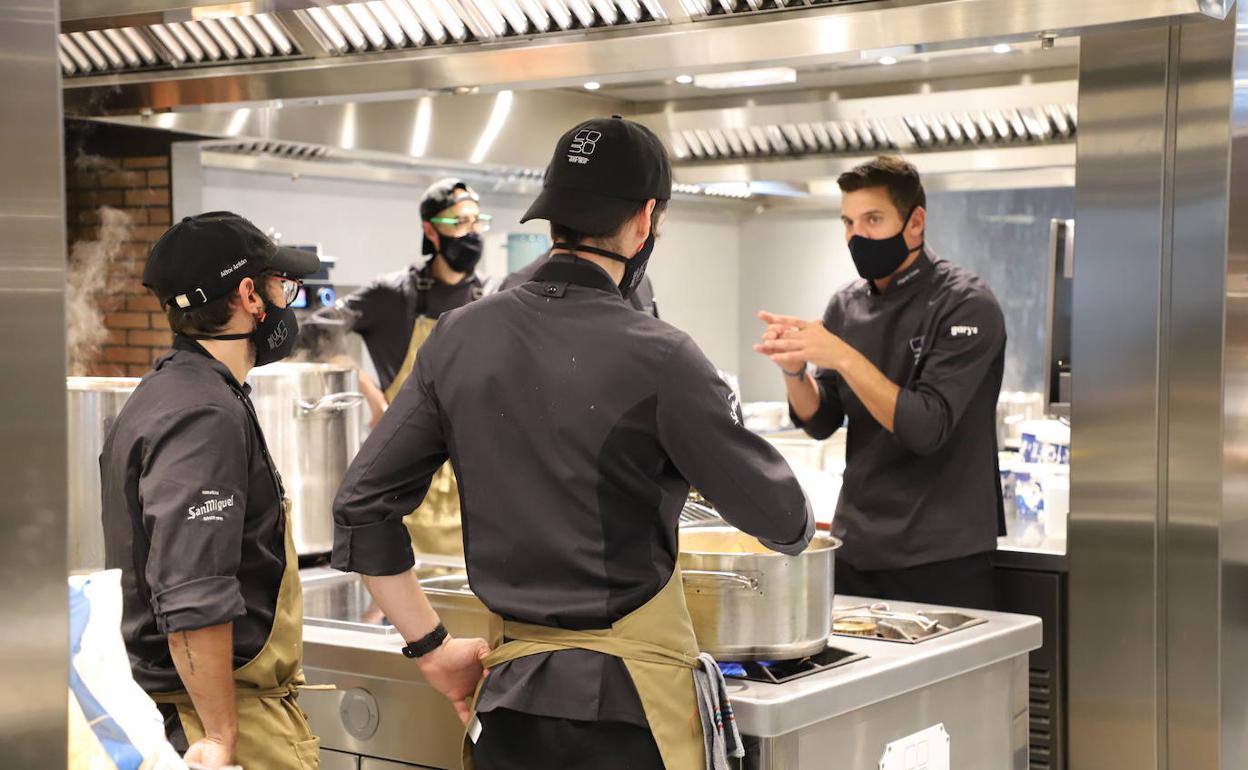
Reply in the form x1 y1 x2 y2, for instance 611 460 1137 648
420 178 479 255
521 115 671 234
142 211 320 309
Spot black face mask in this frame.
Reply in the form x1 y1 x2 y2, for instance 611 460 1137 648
848 208 923 281
437 232 484 274
553 211 659 300
191 292 299 367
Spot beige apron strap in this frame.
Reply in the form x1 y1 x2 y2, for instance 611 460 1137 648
462 569 705 770
160 499 321 770
386 315 465 557
384 316 437 402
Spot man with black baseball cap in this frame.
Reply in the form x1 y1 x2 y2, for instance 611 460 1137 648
100 211 489 770
333 116 812 769
336 178 497 556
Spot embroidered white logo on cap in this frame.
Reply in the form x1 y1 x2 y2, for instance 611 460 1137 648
567 129 602 164
950 325 979 337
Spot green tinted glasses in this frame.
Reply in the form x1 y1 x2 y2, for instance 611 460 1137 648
429 213 493 233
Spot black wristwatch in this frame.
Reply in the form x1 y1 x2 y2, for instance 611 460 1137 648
401 622 448 659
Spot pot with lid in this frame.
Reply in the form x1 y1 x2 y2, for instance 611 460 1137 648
679 526 840 661
247 362 363 556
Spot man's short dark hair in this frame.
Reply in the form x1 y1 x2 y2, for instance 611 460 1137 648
164 290 237 336
550 199 670 245
837 156 926 217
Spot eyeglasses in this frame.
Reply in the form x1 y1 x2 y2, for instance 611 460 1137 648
268 273 303 306
429 213 493 233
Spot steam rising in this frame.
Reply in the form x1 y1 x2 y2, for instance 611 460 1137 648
67 205 133 374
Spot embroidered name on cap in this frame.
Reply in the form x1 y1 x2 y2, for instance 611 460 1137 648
220 259 247 277
950 325 979 337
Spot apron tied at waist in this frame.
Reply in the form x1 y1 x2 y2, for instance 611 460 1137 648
150 499 324 770
462 567 707 770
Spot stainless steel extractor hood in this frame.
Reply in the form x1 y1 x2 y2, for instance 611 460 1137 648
60 0 1229 115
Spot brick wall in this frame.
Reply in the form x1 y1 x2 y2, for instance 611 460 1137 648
65 154 173 377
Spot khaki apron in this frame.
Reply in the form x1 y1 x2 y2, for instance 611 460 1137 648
463 567 706 770
385 315 463 557
152 500 322 770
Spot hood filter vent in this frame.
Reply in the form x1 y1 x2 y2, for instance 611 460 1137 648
680 0 879 20
301 0 666 52
213 140 331 160
670 104 1077 161
59 14 299 77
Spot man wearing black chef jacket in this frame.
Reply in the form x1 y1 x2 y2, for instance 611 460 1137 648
337 179 498 556
99 212 490 770
755 156 1006 611
498 251 660 317
333 116 813 769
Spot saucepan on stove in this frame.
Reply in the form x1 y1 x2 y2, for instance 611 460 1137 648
678 526 840 661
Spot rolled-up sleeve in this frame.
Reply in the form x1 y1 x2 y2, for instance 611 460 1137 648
138 405 249 634
790 369 846 441
332 325 450 575
893 293 1006 455
658 337 814 555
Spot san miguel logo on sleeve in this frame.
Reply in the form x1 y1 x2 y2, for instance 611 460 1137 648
188 490 236 521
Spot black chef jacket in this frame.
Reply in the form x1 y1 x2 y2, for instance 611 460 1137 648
796 249 1006 570
100 336 287 693
334 255 813 728
499 253 659 318
340 266 485 392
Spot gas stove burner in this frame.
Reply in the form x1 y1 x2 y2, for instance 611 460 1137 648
831 602 987 643
717 646 866 684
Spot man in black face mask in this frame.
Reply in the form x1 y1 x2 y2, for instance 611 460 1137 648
755 155 1007 611
101 212 332 768
338 178 496 556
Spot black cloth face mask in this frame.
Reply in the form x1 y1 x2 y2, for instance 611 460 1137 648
190 291 299 367
552 211 659 299
848 207 923 281
437 231 484 274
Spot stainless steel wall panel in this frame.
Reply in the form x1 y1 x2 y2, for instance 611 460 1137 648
0 0 68 767
1165 14 1234 770
1069 25 1173 770
1221 15 1248 769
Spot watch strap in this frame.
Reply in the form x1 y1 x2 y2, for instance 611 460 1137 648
401 622 448 659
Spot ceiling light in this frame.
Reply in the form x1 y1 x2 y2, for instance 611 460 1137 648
692 67 796 90
584 81 601 90
879 56 897 66
675 74 693 85
993 43 1012 54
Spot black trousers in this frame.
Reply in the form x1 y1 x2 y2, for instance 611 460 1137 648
835 551 997 611
471 708 664 770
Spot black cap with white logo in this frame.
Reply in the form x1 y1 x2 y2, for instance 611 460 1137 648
142 211 321 309
521 115 671 234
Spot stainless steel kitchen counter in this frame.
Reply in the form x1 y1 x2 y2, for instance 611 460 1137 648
299 568 1040 768
727 596 1042 738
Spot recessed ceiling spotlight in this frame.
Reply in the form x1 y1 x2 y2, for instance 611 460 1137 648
879 56 898 66
584 81 601 91
992 43 1012 54
675 74 694 85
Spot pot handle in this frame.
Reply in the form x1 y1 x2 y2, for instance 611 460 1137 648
681 569 760 593
296 391 365 416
